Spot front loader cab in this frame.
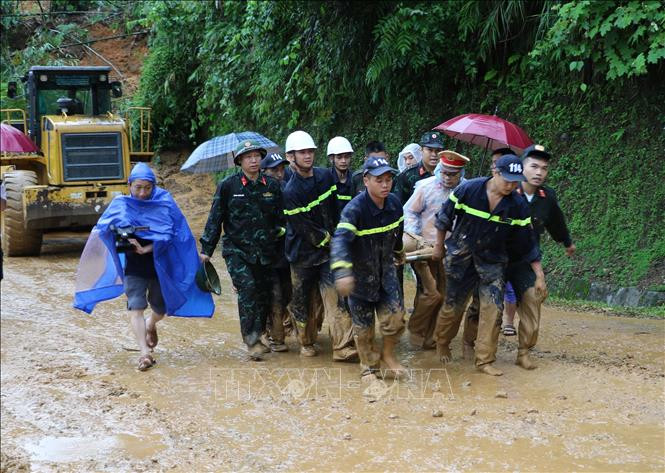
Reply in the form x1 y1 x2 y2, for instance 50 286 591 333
24 66 121 148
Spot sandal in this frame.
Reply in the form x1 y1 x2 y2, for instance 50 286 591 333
502 324 517 336
137 354 156 371
146 326 158 349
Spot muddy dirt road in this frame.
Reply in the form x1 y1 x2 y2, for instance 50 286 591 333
1 169 664 472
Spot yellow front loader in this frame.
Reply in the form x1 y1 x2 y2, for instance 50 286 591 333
1 65 153 256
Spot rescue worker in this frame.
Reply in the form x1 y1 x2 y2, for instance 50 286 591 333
461 146 515 359
332 156 407 381
403 151 469 349
393 131 444 205
350 141 388 196
507 144 575 368
200 140 284 360
327 136 354 212
283 131 356 360
260 152 292 351
432 155 546 376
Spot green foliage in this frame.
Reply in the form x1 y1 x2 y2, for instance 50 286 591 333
531 0 665 81
1 0 662 295
131 0 207 147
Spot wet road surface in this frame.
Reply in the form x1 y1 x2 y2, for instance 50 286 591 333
1 172 663 472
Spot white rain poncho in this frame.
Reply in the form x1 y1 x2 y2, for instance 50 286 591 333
397 143 423 172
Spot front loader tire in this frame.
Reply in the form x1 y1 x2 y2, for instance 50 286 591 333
1 170 43 256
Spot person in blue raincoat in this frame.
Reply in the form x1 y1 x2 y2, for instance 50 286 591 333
73 163 214 371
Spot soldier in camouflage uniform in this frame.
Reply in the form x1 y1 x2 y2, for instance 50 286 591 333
200 140 284 360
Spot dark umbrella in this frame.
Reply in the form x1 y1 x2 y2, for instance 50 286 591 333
434 113 533 174
1 123 39 153
180 131 281 173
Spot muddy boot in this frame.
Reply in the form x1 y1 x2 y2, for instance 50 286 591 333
516 352 537 370
477 363 503 376
462 342 475 361
437 343 452 363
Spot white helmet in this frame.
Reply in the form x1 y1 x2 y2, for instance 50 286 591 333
285 130 317 153
326 136 354 156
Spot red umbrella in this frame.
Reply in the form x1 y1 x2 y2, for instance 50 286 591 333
434 113 533 154
1 123 39 153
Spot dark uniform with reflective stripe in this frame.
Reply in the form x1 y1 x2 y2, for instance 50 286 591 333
392 161 433 205
331 191 405 374
284 167 356 358
504 184 573 358
508 185 571 295
331 167 353 213
200 171 283 346
433 177 539 367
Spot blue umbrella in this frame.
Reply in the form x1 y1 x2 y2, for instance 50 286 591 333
180 131 281 173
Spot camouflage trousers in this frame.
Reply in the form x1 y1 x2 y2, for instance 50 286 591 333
267 266 293 345
348 291 405 374
433 253 505 367
291 262 356 360
224 254 271 347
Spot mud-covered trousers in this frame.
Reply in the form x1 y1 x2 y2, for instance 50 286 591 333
291 262 356 360
349 288 405 375
408 259 445 348
267 266 292 345
225 254 271 347
463 260 543 357
434 252 505 367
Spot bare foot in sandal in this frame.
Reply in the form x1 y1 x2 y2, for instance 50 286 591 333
502 324 516 336
146 325 158 349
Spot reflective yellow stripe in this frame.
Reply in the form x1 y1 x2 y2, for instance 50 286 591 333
337 194 352 201
317 233 331 247
276 226 286 237
284 184 337 215
336 216 404 236
449 193 531 226
336 222 358 233
331 261 353 270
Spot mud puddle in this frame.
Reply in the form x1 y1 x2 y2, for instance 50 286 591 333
1 169 663 472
